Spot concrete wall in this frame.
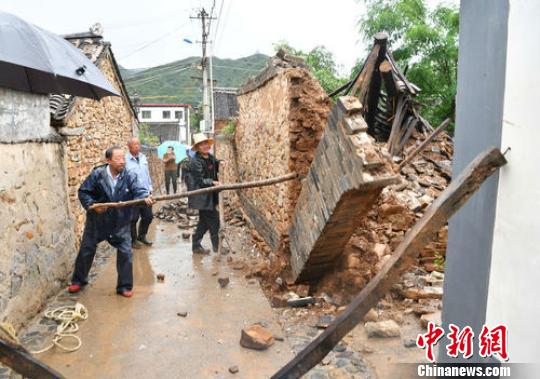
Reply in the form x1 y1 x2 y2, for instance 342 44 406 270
0 88 56 142
485 0 540 364
440 0 508 363
138 106 187 124
0 89 76 327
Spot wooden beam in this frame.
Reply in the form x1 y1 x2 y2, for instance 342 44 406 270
386 95 407 155
379 60 399 98
349 32 388 104
398 118 451 170
89 172 298 211
0 339 64 379
271 147 507 379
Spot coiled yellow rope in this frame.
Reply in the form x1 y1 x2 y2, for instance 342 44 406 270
31 303 88 354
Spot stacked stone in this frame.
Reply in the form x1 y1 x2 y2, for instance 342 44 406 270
289 97 398 282
220 55 330 251
315 133 453 303
62 54 137 242
0 88 77 327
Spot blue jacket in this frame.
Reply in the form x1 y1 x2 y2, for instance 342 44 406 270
78 165 148 234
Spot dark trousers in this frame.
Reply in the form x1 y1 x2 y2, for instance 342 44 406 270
165 170 178 194
192 209 220 251
72 224 133 292
131 205 153 241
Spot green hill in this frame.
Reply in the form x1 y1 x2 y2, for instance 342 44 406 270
120 54 269 105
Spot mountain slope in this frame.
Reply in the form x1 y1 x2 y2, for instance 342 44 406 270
120 54 269 105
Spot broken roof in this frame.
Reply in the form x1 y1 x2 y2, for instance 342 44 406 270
49 31 136 124
213 88 238 120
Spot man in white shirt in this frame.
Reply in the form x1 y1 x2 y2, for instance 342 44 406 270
125 137 154 248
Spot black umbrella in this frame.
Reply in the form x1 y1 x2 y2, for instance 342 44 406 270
0 12 120 99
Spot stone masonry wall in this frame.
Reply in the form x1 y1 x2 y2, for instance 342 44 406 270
0 88 76 327
62 52 137 242
224 59 330 251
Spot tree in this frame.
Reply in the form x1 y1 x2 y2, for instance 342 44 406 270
273 42 348 94
358 0 459 130
138 123 159 146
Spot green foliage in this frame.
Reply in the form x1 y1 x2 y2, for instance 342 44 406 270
138 123 159 147
358 0 459 130
190 109 202 134
222 121 236 136
121 54 268 106
273 42 348 94
434 250 445 268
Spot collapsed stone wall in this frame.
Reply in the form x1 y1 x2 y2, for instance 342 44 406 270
0 88 76 327
312 131 453 303
61 53 137 242
217 57 331 251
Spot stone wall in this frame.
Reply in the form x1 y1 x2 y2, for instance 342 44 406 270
220 58 331 251
289 97 398 282
61 52 137 241
0 88 76 327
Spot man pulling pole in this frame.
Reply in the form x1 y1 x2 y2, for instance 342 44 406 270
68 146 155 298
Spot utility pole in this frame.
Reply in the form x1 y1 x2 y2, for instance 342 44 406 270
190 8 215 134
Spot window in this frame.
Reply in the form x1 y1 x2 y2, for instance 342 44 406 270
175 110 183 120
162 110 171 119
141 110 151 119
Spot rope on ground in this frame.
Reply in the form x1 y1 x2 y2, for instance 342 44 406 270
31 303 88 354
0 322 19 344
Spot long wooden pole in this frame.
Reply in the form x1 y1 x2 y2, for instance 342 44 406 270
0 339 64 379
397 118 451 170
89 172 298 211
272 147 506 379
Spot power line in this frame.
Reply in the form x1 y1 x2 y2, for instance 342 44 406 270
125 66 195 86
212 64 263 72
125 63 196 83
118 22 191 59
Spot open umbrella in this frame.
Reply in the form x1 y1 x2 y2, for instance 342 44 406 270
0 12 120 99
157 141 189 164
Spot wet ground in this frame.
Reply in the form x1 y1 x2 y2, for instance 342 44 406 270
20 222 293 379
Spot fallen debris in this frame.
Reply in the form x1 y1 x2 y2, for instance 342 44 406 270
228 365 239 374
365 320 401 338
156 273 165 282
420 312 441 328
240 324 275 351
271 147 506 378
176 312 188 318
287 297 316 308
218 277 230 288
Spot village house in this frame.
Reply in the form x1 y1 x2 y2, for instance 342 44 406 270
50 29 139 241
136 103 191 144
0 26 143 328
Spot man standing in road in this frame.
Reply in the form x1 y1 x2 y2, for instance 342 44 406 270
68 146 154 297
186 133 223 254
126 137 154 248
163 146 178 194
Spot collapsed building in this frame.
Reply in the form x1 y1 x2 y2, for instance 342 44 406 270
217 33 453 304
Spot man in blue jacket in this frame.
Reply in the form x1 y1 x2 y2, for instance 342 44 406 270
68 146 154 297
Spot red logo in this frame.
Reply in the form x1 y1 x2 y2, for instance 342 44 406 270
417 322 445 362
417 323 509 362
446 324 474 359
479 325 509 361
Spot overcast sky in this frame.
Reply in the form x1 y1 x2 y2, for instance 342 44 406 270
2 0 456 75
